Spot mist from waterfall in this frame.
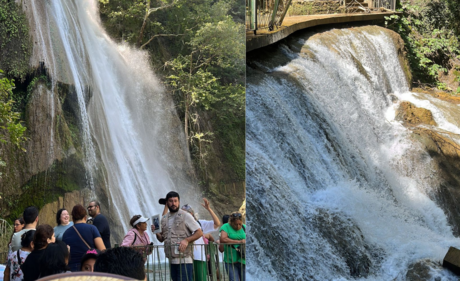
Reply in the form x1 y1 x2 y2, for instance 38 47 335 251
246 26 460 280
28 0 193 235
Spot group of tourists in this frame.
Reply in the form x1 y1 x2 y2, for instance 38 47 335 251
148 191 246 281
3 191 246 281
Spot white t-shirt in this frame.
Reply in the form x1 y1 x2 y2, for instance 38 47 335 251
193 220 218 261
168 211 201 264
11 229 34 252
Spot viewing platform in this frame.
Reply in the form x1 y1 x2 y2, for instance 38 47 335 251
246 11 400 52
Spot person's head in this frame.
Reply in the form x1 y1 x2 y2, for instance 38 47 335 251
39 241 69 278
14 217 25 232
56 208 70 226
94 247 145 280
21 230 35 249
71 204 87 221
87 200 101 217
129 215 149 232
166 191 180 213
80 248 101 272
33 224 55 250
222 215 230 224
181 204 197 220
228 212 243 231
23 206 39 225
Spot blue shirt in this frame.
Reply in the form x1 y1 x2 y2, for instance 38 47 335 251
54 222 74 242
93 214 111 248
63 223 101 269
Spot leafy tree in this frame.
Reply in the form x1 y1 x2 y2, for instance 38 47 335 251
99 0 245 180
167 17 244 166
0 0 31 81
0 70 27 177
386 0 460 90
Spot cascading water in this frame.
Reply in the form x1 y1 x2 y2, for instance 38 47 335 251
26 0 194 236
246 26 460 280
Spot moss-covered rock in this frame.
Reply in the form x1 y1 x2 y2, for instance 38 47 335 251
5 154 86 223
0 79 87 223
0 0 32 81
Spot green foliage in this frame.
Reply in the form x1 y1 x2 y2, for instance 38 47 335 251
0 0 32 81
165 15 244 176
0 70 27 160
100 0 245 182
385 0 460 90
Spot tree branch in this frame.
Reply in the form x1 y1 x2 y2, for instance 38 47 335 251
141 34 185 49
137 0 180 46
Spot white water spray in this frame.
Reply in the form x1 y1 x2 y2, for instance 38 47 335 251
28 0 193 236
247 26 460 280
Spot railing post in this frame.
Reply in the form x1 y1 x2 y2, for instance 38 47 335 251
209 242 217 281
268 0 280 31
277 0 292 27
146 245 150 281
250 0 257 33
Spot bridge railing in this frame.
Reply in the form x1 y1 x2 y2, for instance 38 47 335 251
131 242 245 281
0 219 12 262
246 0 397 32
372 0 396 11
246 0 292 32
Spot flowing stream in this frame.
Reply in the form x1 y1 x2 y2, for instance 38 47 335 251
247 26 460 280
27 0 193 236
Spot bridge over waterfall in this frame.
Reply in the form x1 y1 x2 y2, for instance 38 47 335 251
246 0 400 52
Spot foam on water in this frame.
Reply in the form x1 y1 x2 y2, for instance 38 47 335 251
247 27 460 280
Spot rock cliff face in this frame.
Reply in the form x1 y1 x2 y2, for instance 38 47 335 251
38 190 84 226
396 89 460 236
387 24 460 239
0 79 88 222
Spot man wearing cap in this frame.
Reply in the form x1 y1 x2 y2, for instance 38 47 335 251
153 191 203 281
87 200 111 249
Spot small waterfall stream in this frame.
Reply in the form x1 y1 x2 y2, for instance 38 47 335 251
247 26 460 280
27 0 194 235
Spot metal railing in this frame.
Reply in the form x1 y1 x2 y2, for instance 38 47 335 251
130 242 246 281
246 0 397 32
0 219 12 263
246 0 293 32
373 0 396 11
1 242 245 281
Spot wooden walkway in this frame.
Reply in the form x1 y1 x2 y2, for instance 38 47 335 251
246 12 400 52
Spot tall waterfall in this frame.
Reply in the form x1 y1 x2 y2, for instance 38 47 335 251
247 26 460 280
26 0 194 235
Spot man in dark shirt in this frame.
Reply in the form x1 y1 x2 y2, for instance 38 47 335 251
87 200 111 248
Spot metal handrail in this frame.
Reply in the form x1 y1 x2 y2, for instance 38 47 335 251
129 242 246 281
0 219 12 263
246 0 293 32
246 0 397 32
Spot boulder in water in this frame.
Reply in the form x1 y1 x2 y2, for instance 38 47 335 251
396 101 437 126
406 259 443 281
